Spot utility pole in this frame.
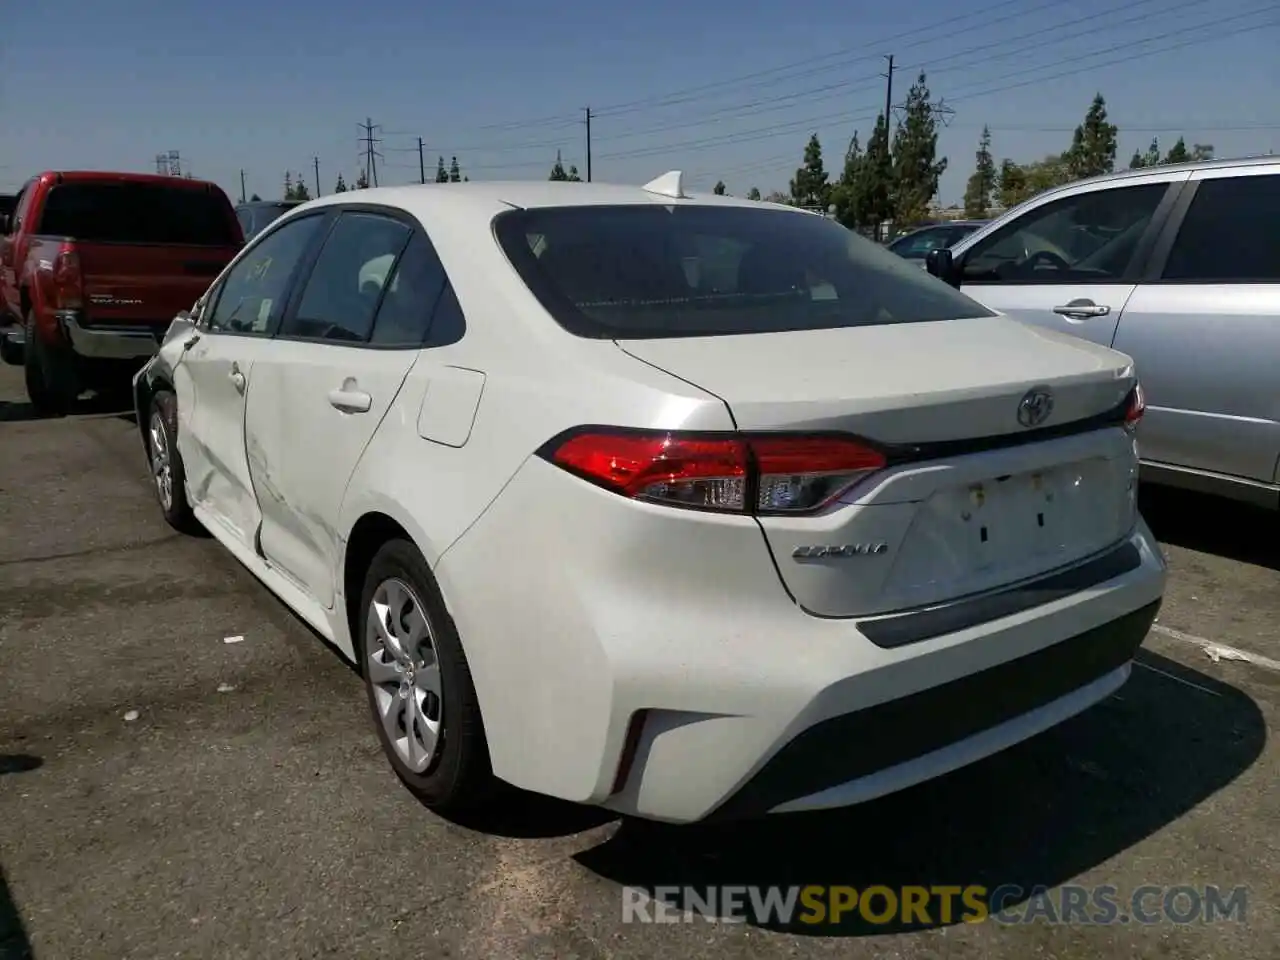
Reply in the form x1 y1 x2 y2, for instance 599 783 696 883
418 137 426 184
359 118 383 187
313 157 321 197
881 55 895 137
239 169 246 203
583 107 593 182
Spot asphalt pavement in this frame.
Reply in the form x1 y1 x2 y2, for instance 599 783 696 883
1 366 1276 960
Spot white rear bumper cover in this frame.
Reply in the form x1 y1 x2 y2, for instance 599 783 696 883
434 457 1167 824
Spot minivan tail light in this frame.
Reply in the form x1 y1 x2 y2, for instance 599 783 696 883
543 429 887 514
1123 383 1145 432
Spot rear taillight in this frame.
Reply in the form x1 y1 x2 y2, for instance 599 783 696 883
543 429 886 514
1123 383 1145 432
51 241 84 310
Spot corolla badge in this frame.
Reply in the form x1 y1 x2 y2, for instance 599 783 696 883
792 543 889 559
1017 387 1054 428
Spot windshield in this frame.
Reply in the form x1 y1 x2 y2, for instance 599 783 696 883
493 205 995 339
889 224 980 259
38 182 239 246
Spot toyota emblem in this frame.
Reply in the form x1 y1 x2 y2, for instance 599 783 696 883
1017 387 1054 428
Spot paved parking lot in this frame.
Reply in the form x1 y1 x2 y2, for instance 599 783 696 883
1 366 1276 960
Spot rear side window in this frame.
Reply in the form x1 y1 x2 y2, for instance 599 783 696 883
284 212 412 342
369 233 449 347
37 181 239 246
493 204 994 339
1162 174 1280 282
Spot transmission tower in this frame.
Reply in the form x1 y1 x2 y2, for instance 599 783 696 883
359 118 384 187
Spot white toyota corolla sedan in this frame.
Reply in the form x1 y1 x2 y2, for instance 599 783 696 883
132 173 1166 824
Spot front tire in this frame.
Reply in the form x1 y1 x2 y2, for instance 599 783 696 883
359 539 495 813
148 390 199 533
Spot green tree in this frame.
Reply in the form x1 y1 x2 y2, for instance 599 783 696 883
435 157 449 183
1065 93 1118 179
892 73 948 226
354 169 369 189
763 190 791 204
250 193 261 201
1163 137 1190 164
713 180 726 195
789 133 830 209
549 151 568 181
334 174 348 192
448 157 462 182
747 187 761 201
854 115 894 239
1129 138 1160 169
831 130 865 229
291 180 311 202
1190 143 1214 161
963 125 995 219
566 164 582 182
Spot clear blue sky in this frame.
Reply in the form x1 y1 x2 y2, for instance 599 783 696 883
3 0 1277 205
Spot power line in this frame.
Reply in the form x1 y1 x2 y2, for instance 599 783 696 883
376 0 1215 161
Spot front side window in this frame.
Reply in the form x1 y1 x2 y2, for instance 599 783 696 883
206 214 324 335
890 227 956 259
961 182 1168 284
494 204 994 339
1162 174 1280 282
281 213 412 343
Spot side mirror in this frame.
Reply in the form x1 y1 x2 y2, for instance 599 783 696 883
925 248 962 288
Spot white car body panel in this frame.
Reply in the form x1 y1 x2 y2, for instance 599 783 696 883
137 180 1167 823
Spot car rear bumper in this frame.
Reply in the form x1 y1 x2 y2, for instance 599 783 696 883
58 311 165 360
434 457 1168 824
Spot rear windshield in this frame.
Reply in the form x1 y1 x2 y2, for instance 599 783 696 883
493 204 995 339
37 182 239 246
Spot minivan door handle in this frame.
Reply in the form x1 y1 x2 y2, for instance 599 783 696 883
1053 300 1111 319
328 387 372 414
228 363 246 393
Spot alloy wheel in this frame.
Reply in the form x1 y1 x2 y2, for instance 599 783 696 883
149 412 173 511
366 578 444 773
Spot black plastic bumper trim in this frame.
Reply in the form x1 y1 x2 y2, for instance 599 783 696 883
704 599 1159 822
856 540 1143 649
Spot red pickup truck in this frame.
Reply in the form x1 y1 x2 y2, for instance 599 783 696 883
0 171 243 414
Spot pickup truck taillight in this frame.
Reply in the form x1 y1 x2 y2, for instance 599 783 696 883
50 242 84 311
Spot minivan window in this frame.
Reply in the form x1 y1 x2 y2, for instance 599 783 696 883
961 183 1167 284
493 205 994 339
37 181 240 246
1162 174 1280 282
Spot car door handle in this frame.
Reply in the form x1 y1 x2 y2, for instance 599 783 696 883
1053 301 1111 319
228 368 246 393
328 388 372 413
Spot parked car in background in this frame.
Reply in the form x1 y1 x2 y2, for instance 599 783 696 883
132 174 1163 825
0 171 243 414
888 220 988 263
927 156 1280 510
235 199 303 240
0 194 16 225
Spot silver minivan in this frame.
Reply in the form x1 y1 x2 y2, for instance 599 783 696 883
928 156 1280 509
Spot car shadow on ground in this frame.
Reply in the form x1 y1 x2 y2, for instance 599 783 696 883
0 755 42 960
1139 485 1278 571
0 391 134 424
572 652 1264 936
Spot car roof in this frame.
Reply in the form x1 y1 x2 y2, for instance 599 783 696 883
1014 155 1278 206
236 199 303 209
291 178 800 222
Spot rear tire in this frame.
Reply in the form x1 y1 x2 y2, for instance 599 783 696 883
23 311 77 417
147 390 199 533
358 539 496 814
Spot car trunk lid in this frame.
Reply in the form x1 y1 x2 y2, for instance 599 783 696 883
616 316 1141 618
